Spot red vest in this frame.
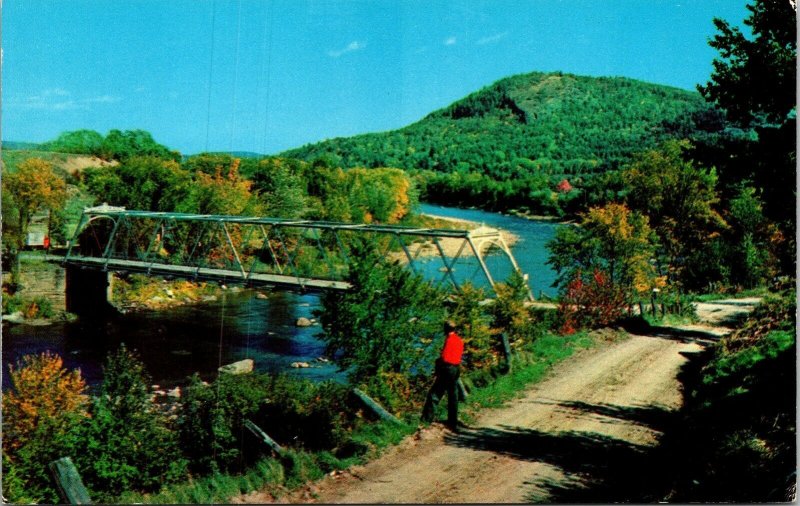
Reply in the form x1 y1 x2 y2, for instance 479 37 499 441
441 332 464 365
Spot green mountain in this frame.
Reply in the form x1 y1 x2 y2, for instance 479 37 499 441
282 71 722 182
2 141 43 151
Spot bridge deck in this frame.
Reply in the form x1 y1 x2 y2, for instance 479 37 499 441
64 256 351 291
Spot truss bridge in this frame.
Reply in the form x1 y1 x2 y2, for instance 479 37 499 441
62 204 532 303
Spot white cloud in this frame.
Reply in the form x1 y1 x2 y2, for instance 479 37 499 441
476 32 508 45
43 87 71 97
327 41 366 58
81 95 121 104
6 89 120 110
444 36 457 46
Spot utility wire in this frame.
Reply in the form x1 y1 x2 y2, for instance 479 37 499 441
229 0 243 152
204 0 217 152
261 1 274 155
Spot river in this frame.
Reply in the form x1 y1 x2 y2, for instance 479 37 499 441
2 205 560 390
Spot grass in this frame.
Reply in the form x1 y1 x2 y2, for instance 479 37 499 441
692 287 770 302
118 458 285 504
1 150 72 174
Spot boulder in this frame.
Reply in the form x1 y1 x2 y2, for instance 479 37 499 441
2 311 25 324
296 317 313 327
290 362 310 368
218 358 254 375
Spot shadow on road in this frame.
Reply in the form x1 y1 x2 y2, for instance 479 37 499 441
444 417 675 502
443 347 712 502
618 317 725 344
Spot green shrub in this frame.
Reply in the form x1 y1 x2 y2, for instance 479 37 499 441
2 292 24 314
178 373 271 473
76 345 187 502
178 373 358 475
1 294 54 318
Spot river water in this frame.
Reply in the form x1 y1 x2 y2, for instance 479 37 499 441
2 205 560 390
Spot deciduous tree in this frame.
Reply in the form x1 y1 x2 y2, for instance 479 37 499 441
548 202 661 304
698 0 796 270
318 240 446 399
621 140 724 281
3 158 66 284
698 0 796 127
2 353 89 503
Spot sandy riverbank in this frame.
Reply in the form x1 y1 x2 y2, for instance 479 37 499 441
387 213 519 260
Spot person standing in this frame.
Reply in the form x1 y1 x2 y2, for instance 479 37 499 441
421 320 464 431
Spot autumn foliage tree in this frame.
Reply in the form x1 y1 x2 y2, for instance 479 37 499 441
548 203 661 330
2 353 89 503
622 140 724 282
3 158 66 283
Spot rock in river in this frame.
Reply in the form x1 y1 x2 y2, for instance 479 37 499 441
218 358 254 375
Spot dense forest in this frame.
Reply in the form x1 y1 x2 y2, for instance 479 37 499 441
282 72 734 213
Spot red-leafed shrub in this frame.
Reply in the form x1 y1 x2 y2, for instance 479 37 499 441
558 269 628 334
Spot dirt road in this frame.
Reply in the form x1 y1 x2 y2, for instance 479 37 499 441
238 299 757 503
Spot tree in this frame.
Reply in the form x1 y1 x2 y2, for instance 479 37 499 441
621 140 724 281
3 158 67 284
725 184 778 287
2 353 89 503
44 129 105 155
318 240 446 396
698 0 796 270
249 158 308 219
83 156 191 212
4 158 67 245
548 203 661 301
698 0 796 127
179 158 262 216
98 129 180 162
76 345 186 501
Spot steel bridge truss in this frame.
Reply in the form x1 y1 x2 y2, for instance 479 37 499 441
64 205 533 299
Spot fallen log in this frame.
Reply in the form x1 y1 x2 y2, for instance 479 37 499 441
352 388 403 425
244 419 284 456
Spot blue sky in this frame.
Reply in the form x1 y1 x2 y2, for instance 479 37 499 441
3 0 749 156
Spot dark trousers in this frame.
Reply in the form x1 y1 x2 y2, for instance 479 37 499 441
421 361 460 427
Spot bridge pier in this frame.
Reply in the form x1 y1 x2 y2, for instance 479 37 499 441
65 265 116 316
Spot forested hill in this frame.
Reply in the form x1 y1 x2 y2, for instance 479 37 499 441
281 71 722 179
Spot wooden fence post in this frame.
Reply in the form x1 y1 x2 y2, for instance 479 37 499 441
49 457 91 505
457 378 469 400
500 332 513 372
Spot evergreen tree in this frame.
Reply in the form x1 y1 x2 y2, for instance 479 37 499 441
77 345 186 501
